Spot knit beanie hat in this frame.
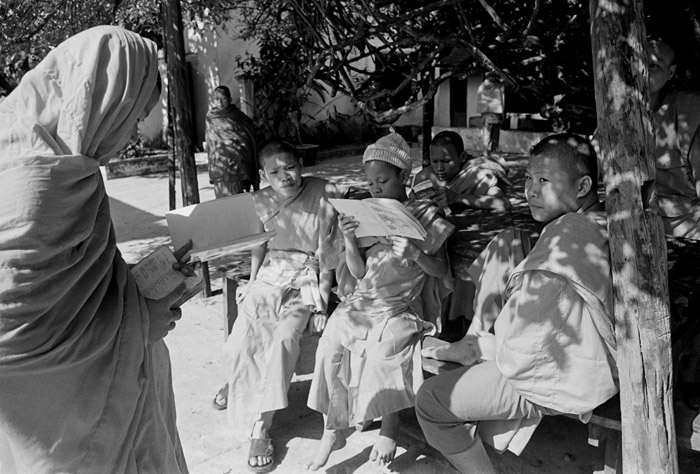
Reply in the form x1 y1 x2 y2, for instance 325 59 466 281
362 131 412 170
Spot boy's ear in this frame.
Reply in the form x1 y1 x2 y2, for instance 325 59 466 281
400 169 411 185
577 175 593 198
258 168 267 182
668 64 677 81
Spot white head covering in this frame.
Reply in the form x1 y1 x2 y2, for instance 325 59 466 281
362 131 412 170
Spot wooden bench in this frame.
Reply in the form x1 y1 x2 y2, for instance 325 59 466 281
217 266 339 376
420 338 700 473
213 179 700 471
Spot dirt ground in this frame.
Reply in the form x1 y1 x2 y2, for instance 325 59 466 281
106 149 700 473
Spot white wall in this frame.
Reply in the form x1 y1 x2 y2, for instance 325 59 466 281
433 75 451 127
138 16 259 150
466 75 482 123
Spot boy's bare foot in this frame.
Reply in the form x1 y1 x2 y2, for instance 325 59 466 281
421 336 477 366
304 430 343 471
369 434 397 465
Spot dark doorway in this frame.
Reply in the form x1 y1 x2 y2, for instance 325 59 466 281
449 76 467 127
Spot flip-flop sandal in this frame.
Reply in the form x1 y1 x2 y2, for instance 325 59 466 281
247 437 274 473
212 383 228 410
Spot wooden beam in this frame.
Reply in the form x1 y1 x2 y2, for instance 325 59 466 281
589 0 677 472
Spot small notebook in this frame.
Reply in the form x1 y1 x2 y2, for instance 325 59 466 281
131 245 205 306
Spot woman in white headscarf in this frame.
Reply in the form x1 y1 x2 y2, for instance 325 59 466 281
0 26 189 473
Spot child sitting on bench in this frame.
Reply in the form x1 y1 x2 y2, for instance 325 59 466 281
305 132 455 470
222 140 345 473
417 133 619 474
412 130 511 212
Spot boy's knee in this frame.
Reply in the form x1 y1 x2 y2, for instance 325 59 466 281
276 326 304 348
373 317 418 358
415 376 441 421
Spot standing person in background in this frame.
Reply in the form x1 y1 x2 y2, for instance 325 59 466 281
207 85 260 409
0 26 190 473
477 73 505 157
205 85 259 197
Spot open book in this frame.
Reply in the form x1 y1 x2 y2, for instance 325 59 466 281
412 179 451 216
166 193 275 262
329 198 427 240
131 245 205 307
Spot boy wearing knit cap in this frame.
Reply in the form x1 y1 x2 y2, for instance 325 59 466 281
305 132 455 469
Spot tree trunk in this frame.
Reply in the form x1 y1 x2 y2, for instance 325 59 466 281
162 0 199 207
422 76 434 168
165 77 177 211
589 1 677 472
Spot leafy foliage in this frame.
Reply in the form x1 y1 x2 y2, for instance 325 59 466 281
0 0 114 94
229 0 700 133
3 0 699 136
0 0 235 95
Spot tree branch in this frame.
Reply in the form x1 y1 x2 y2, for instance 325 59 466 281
476 0 510 33
523 0 542 37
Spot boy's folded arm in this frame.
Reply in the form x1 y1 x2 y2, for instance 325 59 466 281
318 269 334 311
344 237 367 280
249 241 267 282
414 245 450 279
454 189 511 211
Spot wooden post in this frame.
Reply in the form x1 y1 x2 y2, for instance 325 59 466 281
161 0 199 207
590 1 677 472
422 75 434 168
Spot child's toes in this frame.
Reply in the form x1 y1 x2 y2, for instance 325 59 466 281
370 436 397 465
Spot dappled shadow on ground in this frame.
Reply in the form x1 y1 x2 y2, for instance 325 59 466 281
304 155 372 196
109 196 172 264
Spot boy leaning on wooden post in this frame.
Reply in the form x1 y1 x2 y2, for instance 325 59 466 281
417 133 619 474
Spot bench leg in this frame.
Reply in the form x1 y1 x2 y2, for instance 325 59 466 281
201 261 212 297
591 426 622 474
220 273 239 342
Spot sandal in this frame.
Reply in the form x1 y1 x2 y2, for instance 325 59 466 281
247 437 274 473
212 383 228 410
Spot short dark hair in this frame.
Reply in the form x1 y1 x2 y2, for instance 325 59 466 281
258 139 299 169
214 85 232 100
647 36 677 65
431 131 465 155
530 133 598 191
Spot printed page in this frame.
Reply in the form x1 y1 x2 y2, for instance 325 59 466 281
364 198 427 240
131 246 186 300
329 198 388 239
329 198 426 240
